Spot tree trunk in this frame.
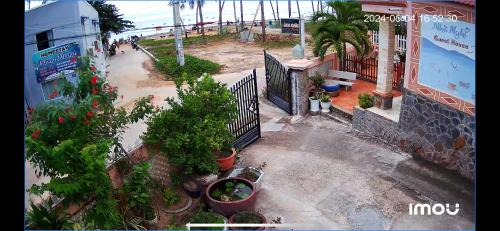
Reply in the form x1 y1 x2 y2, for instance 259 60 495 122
218 0 224 35
196 4 200 34
296 0 301 18
260 0 266 42
342 43 347 71
275 0 279 21
311 0 315 15
269 0 277 22
240 0 244 29
288 0 291 18
233 0 238 33
199 2 206 44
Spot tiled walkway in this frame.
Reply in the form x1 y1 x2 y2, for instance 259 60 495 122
330 79 402 114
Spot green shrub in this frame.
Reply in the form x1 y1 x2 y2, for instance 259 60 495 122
155 55 221 80
163 187 181 207
358 93 374 108
143 74 237 174
190 211 225 230
121 162 154 218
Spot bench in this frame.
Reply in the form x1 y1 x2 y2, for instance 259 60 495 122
327 70 357 91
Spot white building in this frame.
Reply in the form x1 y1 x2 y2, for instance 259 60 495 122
24 0 106 109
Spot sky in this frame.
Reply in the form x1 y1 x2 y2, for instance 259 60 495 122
25 0 322 39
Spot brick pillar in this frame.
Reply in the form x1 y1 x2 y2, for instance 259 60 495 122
373 18 395 110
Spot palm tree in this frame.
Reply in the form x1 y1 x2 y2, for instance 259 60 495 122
187 0 206 43
310 0 371 70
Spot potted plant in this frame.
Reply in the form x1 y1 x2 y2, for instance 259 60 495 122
309 92 320 113
228 162 266 192
190 210 228 230
183 179 202 198
206 177 257 217
228 211 267 230
309 72 326 95
163 186 193 214
121 162 158 225
320 94 332 113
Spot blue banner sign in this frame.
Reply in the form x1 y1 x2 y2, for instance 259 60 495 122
32 42 81 83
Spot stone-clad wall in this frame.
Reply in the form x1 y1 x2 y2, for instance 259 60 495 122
352 90 475 180
398 90 475 180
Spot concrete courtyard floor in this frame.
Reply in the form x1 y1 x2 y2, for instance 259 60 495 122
238 99 474 230
23 41 470 230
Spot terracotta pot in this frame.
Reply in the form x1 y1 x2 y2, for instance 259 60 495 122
228 211 267 230
216 148 237 171
206 177 257 217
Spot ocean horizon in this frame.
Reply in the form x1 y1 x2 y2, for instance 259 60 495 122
109 0 325 40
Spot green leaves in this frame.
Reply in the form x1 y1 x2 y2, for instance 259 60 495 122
143 74 237 174
310 1 371 60
25 56 155 229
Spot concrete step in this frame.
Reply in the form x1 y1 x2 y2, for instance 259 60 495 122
392 157 474 220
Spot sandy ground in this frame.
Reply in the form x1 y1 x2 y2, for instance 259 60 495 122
184 38 315 74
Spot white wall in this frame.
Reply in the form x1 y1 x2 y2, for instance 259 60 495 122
25 0 105 108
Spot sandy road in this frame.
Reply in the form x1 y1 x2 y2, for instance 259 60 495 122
106 40 296 151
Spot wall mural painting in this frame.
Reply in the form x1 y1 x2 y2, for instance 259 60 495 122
417 15 475 105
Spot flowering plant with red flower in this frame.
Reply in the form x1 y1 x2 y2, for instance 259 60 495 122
25 56 154 228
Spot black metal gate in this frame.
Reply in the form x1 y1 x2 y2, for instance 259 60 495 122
229 69 261 150
264 50 293 115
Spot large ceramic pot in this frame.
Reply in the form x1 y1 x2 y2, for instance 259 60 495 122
206 177 257 217
182 179 202 198
228 211 267 230
309 97 320 113
227 167 264 192
216 148 237 171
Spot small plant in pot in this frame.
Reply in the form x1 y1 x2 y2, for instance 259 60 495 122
309 72 326 95
206 177 257 217
121 162 158 225
320 94 332 113
228 162 266 192
229 211 267 230
190 210 228 230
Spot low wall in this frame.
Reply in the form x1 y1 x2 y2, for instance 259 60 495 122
352 89 475 180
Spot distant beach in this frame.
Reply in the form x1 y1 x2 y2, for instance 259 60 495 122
110 1 320 41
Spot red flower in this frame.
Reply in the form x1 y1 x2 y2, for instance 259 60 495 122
28 107 34 114
31 129 41 139
71 57 77 63
58 116 64 124
86 111 94 118
83 119 90 125
90 65 96 72
92 88 98 95
69 115 76 120
90 76 98 85
92 100 99 109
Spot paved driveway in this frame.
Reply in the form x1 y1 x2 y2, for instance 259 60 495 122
237 108 474 230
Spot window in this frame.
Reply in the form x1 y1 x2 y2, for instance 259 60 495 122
41 77 63 101
36 30 54 51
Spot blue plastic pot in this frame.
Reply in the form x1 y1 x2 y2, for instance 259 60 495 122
321 84 341 92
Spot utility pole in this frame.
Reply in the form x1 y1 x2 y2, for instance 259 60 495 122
172 0 184 66
260 0 265 42
240 0 244 29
